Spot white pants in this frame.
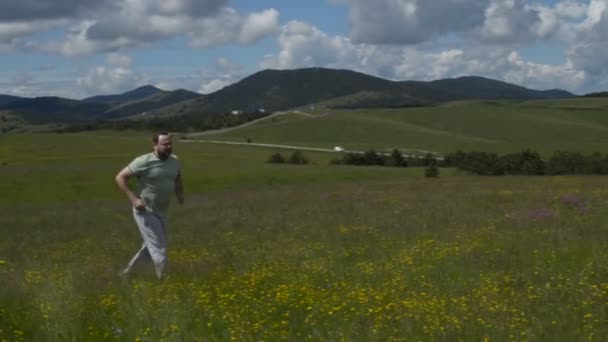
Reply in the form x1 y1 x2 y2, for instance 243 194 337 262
122 208 168 279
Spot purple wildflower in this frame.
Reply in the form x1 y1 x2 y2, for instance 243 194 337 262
528 208 555 220
560 194 581 206
559 194 591 214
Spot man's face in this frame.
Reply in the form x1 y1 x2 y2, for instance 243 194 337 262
154 134 172 160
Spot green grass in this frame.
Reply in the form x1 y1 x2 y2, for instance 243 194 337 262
1 131 608 340
0 132 434 203
193 99 608 155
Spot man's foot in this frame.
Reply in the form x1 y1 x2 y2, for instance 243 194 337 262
118 268 130 278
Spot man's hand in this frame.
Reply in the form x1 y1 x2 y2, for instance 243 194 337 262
132 197 146 211
116 167 144 210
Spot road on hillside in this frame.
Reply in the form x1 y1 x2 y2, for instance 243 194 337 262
185 110 326 137
180 139 444 160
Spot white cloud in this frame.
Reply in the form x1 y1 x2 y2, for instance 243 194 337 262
198 57 245 94
577 0 607 31
0 76 80 99
344 0 602 46
555 0 589 19
239 9 280 43
43 20 139 56
260 21 356 70
2 0 608 96
0 0 116 21
76 54 147 96
347 0 490 44
199 78 233 94
1 0 279 55
504 51 586 90
560 0 608 90
0 19 66 50
63 2 278 54
478 0 541 42
260 20 592 93
187 8 279 48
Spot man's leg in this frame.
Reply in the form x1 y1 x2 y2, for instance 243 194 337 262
132 208 168 279
121 242 150 276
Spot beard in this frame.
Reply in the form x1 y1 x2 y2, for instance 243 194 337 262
157 148 172 159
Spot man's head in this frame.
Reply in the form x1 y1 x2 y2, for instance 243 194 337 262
152 131 172 160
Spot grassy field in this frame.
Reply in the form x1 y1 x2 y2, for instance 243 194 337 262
1 131 608 341
192 98 608 155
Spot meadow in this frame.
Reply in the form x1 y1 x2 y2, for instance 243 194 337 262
194 98 608 155
1 126 608 341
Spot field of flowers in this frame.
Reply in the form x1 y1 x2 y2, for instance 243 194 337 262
1 132 608 341
2 174 608 341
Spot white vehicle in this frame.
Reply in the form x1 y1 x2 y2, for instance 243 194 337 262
334 146 344 152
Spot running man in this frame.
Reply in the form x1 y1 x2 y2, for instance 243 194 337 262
115 131 184 279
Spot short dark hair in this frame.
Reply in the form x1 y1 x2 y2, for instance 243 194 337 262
152 131 170 144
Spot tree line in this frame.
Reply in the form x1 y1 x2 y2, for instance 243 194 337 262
58 111 269 133
272 148 608 176
446 149 608 175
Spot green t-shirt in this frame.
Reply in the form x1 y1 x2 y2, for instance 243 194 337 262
128 153 181 214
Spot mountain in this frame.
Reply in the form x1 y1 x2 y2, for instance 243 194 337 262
583 91 608 97
0 95 25 107
405 76 575 102
148 68 575 118
0 68 577 128
83 85 164 104
156 68 405 116
103 88 200 119
0 87 199 124
0 97 107 124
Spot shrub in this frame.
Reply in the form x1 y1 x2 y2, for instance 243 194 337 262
496 149 545 175
423 153 436 167
342 153 366 165
424 164 439 178
267 153 285 164
447 149 608 176
288 150 309 164
387 149 407 167
546 151 591 175
363 149 384 166
590 152 608 174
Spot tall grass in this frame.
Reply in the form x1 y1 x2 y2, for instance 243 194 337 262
1 133 608 340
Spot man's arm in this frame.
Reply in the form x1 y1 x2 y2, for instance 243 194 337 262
115 167 146 211
175 171 184 205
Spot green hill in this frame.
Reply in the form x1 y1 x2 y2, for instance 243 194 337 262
0 88 200 125
103 88 200 119
189 98 608 155
151 68 408 117
0 95 24 106
583 91 608 98
1 97 107 123
149 68 575 118
83 85 164 104
407 76 575 101
0 68 578 129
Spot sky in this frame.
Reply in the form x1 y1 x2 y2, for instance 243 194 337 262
0 0 607 99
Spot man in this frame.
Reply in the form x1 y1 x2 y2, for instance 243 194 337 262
115 132 184 279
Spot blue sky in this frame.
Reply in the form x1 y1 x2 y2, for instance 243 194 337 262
0 0 606 98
